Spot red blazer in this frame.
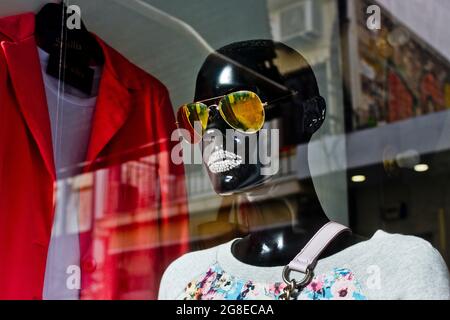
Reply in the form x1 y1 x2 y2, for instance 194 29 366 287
0 13 189 299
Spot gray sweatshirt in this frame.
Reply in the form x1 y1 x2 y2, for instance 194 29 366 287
159 230 450 300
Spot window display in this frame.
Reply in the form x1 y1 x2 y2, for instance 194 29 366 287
158 39 449 300
0 0 449 303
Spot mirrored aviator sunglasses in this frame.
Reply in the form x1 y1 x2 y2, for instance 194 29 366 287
176 90 266 144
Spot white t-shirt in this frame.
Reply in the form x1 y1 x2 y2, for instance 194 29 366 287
38 48 103 300
159 230 450 300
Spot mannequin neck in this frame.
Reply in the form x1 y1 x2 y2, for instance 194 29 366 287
230 149 358 267
232 179 329 267
242 147 328 236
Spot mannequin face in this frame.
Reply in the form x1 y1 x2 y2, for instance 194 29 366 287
196 63 285 195
193 40 325 195
201 100 271 195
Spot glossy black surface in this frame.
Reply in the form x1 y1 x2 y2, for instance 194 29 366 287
35 2 104 64
194 40 363 267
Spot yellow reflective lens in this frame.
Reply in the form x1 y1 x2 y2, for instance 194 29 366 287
218 91 265 133
184 102 209 133
176 102 209 143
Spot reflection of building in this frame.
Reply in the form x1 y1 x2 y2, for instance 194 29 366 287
51 0 450 269
343 0 450 264
186 0 450 266
353 0 450 129
269 0 345 136
57 155 188 299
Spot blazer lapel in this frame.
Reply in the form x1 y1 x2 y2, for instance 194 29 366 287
1 36 56 180
84 39 133 170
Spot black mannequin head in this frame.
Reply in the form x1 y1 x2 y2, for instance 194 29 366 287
194 40 326 195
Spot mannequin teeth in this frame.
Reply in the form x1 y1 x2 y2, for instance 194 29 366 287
207 150 242 173
208 159 242 173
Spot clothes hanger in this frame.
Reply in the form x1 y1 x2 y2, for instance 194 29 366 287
35 1 104 95
35 1 104 63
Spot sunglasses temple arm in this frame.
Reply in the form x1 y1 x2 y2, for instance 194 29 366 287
263 91 299 108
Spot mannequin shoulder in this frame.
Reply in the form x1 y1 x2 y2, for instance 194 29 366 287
370 230 438 250
165 244 220 275
158 244 222 299
368 230 444 262
365 230 450 299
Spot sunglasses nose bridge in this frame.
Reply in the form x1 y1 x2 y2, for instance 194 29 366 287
207 104 220 120
205 105 232 134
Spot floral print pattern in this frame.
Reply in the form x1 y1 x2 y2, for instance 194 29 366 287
178 264 366 300
300 268 366 300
